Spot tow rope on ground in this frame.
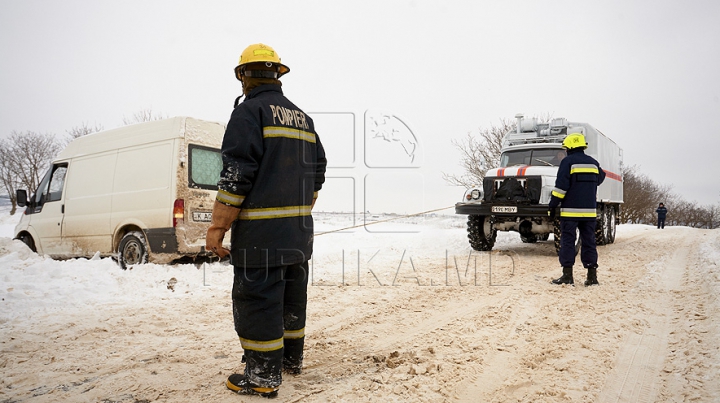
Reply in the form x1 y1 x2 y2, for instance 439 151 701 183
315 205 455 236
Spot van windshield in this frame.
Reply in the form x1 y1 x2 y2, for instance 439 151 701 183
500 148 566 167
189 144 222 190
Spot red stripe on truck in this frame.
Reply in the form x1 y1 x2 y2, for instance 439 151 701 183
603 169 622 182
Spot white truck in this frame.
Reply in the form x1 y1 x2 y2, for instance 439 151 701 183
14 116 227 269
455 114 623 253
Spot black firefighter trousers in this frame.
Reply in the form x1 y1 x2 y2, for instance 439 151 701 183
558 219 598 269
231 261 309 388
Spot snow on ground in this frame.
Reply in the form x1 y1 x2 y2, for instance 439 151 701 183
1 201 719 402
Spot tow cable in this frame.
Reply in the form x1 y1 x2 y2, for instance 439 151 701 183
314 205 455 236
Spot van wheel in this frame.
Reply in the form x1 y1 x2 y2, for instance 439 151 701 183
118 231 148 270
18 234 37 252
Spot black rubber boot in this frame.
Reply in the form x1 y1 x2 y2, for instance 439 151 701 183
585 266 599 286
226 374 278 398
282 357 302 375
551 266 574 285
282 337 304 375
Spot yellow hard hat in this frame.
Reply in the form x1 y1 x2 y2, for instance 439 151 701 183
562 133 588 149
234 43 290 81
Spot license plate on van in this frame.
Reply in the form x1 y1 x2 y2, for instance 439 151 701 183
192 212 212 222
492 206 517 213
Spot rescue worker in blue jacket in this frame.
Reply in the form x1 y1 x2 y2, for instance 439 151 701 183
548 133 606 286
205 43 327 398
656 203 667 229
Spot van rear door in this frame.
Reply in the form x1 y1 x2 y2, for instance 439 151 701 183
178 143 222 250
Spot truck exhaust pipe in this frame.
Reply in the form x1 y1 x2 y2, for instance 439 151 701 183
515 113 524 134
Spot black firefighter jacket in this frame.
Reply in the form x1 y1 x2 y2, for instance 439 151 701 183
217 84 327 268
548 149 605 221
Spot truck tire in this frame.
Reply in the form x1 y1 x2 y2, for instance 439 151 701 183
539 233 550 241
118 231 149 270
595 205 609 245
467 215 496 251
606 206 617 243
520 234 538 243
553 220 581 255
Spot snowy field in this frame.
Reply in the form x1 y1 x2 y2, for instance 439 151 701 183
1 200 719 402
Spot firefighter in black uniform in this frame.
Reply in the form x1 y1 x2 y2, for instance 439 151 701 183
205 43 327 398
548 133 605 286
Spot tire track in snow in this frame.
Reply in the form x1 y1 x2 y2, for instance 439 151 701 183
596 231 692 403
298 268 522 400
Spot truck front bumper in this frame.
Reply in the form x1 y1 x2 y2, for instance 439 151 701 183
455 203 550 217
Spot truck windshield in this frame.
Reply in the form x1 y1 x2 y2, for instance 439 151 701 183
500 149 566 167
188 144 222 190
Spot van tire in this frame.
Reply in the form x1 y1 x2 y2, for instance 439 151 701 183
118 231 148 270
18 234 37 253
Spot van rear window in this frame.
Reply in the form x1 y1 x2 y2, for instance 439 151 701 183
188 144 222 190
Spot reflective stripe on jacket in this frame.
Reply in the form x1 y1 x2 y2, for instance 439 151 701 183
548 149 605 221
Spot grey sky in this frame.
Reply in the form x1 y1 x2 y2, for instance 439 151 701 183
2 0 719 212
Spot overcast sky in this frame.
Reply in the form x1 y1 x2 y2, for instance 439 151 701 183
2 0 719 213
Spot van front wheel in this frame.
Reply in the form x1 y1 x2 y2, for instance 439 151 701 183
118 231 148 270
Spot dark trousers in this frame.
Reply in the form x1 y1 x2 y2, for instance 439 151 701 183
231 261 309 387
559 219 598 268
657 218 665 229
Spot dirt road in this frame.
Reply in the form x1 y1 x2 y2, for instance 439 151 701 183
2 225 718 402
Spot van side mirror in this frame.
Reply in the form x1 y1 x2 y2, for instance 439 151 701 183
16 189 28 207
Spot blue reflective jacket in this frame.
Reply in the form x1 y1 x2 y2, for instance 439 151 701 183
548 149 605 221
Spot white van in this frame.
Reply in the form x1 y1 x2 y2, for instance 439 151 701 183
14 116 227 269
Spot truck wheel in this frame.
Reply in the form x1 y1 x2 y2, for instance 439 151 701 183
595 205 609 245
606 206 617 243
520 234 538 243
539 233 550 241
467 215 496 251
18 234 37 253
118 231 148 270
553 220 581 255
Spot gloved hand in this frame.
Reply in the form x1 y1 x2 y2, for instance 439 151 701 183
206 227 230 258
205 200 240 258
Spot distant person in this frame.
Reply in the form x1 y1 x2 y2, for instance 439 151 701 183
656 202 668 229
205 43 327 398
548 133 606 286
